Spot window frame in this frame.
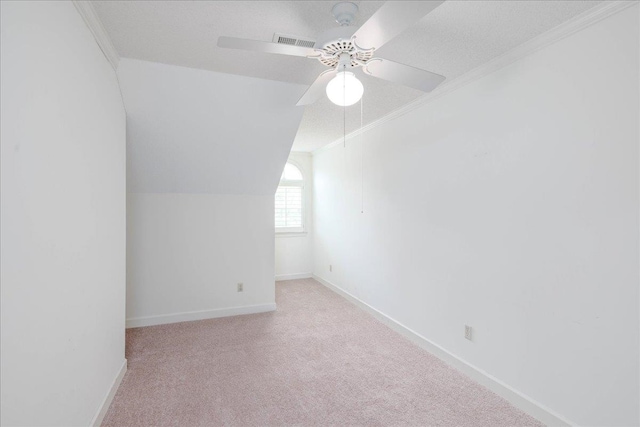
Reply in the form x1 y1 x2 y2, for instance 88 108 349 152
275 161 306 236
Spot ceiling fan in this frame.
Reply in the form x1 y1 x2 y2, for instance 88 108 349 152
217 1 446 107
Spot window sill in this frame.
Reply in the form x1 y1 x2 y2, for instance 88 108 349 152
275 231 308 238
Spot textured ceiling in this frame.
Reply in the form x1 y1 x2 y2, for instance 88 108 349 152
94 1 603 152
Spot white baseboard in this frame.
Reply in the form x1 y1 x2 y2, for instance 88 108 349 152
126 303 277 328
275 273 312 281
312 274 574 427
91 358 127 427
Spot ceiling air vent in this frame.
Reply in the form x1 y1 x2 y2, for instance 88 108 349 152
273 33 315 48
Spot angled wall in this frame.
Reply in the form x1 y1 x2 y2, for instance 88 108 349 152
1 2 126 425
119 59 306 326
312 4 639 426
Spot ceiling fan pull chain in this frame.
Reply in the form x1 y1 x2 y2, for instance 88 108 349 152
343 63 346 148
360 92 364 214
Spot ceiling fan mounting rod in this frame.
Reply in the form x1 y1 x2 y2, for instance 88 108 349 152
331 2 358 26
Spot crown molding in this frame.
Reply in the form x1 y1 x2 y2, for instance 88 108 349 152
312 0 638 156
73 1 119 70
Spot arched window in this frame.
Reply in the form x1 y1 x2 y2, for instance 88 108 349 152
275 162 304 233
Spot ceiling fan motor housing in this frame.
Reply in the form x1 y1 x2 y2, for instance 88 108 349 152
315 26 374 69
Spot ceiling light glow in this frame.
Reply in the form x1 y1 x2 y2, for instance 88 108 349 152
326 71 363 106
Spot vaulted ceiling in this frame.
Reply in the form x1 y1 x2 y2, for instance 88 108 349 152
119 59 305 194
94 1 602 152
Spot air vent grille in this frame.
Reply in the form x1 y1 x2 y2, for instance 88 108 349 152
296 39 316 48
273 33 315 48
277 36 296 46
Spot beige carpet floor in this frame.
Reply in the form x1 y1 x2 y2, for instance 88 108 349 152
102 278 541 426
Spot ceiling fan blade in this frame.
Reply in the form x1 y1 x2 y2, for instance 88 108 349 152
297 70 336 106
364 58 445 92
217 36 317 58
353 1 444 50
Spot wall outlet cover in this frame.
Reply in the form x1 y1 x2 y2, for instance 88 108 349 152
465 325 472 340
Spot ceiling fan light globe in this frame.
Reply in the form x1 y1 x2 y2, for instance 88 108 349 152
326 72 364 106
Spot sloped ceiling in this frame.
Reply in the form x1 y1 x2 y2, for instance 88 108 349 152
95 1 603 152
119 58 306 194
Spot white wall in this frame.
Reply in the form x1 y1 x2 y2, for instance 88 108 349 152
120 59 306 326
312 5 639 426
1 2 126 426
126 194 275 326
275 152 313 280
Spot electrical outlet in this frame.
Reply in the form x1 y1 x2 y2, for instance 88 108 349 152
237 283 243 292
329 264 332 272
464 325 472 341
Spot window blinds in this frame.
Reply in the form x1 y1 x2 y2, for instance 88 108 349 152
275 185 302 229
